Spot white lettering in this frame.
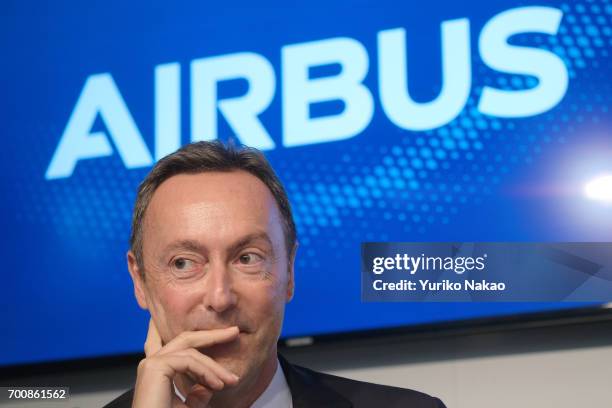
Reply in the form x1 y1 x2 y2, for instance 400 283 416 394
46 73 152 179
155 62 181 160
478 7 568 117
282 37 374 147
378 19 471 130
191 52 276 149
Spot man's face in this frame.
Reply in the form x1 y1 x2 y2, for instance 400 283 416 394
128 170 295 380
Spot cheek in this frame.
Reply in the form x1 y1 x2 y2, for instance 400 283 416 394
150 285 202 338
240 280 287 323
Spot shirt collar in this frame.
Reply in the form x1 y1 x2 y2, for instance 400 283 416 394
250 359 292 408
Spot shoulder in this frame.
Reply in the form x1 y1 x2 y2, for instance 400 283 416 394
292 364 446 408
102 388 134 408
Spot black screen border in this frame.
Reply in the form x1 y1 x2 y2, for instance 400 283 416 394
2 304 611 380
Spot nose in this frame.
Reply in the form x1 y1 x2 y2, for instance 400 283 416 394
203 261 238 313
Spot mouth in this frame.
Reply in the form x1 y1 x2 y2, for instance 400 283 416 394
191 326 251 349
193 325 252 335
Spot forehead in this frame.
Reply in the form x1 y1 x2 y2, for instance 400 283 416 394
143 170 283 249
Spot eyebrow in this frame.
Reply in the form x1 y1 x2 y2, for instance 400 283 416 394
160 232 276 259
161 239 206 257
228 232 276 257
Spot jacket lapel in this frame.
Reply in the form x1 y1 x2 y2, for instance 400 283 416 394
278 354 353 408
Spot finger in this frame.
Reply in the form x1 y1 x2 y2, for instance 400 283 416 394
161 354 227 391
137 352 227 394
158 326 239 355
185 384 213 408
183 348 240 385
144 318 163 357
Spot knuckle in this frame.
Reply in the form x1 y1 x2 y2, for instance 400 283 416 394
137 358 150 373
137 356 159 373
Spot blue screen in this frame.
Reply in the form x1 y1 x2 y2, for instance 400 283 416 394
2 0 611 366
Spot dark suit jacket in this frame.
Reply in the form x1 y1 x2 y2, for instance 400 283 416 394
103 354 446 407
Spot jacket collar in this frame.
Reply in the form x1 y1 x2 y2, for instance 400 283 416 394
278 354 352 408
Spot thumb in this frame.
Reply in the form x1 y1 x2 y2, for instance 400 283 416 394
144 317 163 357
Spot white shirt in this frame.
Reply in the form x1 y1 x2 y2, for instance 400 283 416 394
173 359 293 408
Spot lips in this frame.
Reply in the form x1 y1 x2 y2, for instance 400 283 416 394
193 323 253 334
193 328 249 335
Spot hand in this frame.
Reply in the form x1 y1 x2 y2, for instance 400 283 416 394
132 318 241 408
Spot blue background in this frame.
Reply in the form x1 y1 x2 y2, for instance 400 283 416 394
1 0 611 366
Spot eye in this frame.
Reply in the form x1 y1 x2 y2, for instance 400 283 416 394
172 257 195 271
238 253 264 265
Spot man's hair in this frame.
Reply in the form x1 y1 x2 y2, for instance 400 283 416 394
129 141 297 276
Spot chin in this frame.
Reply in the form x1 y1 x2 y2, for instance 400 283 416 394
219 355 250 379
216 344 270 378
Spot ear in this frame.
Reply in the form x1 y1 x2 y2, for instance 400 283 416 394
285 242 298 302
127 250 149 310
